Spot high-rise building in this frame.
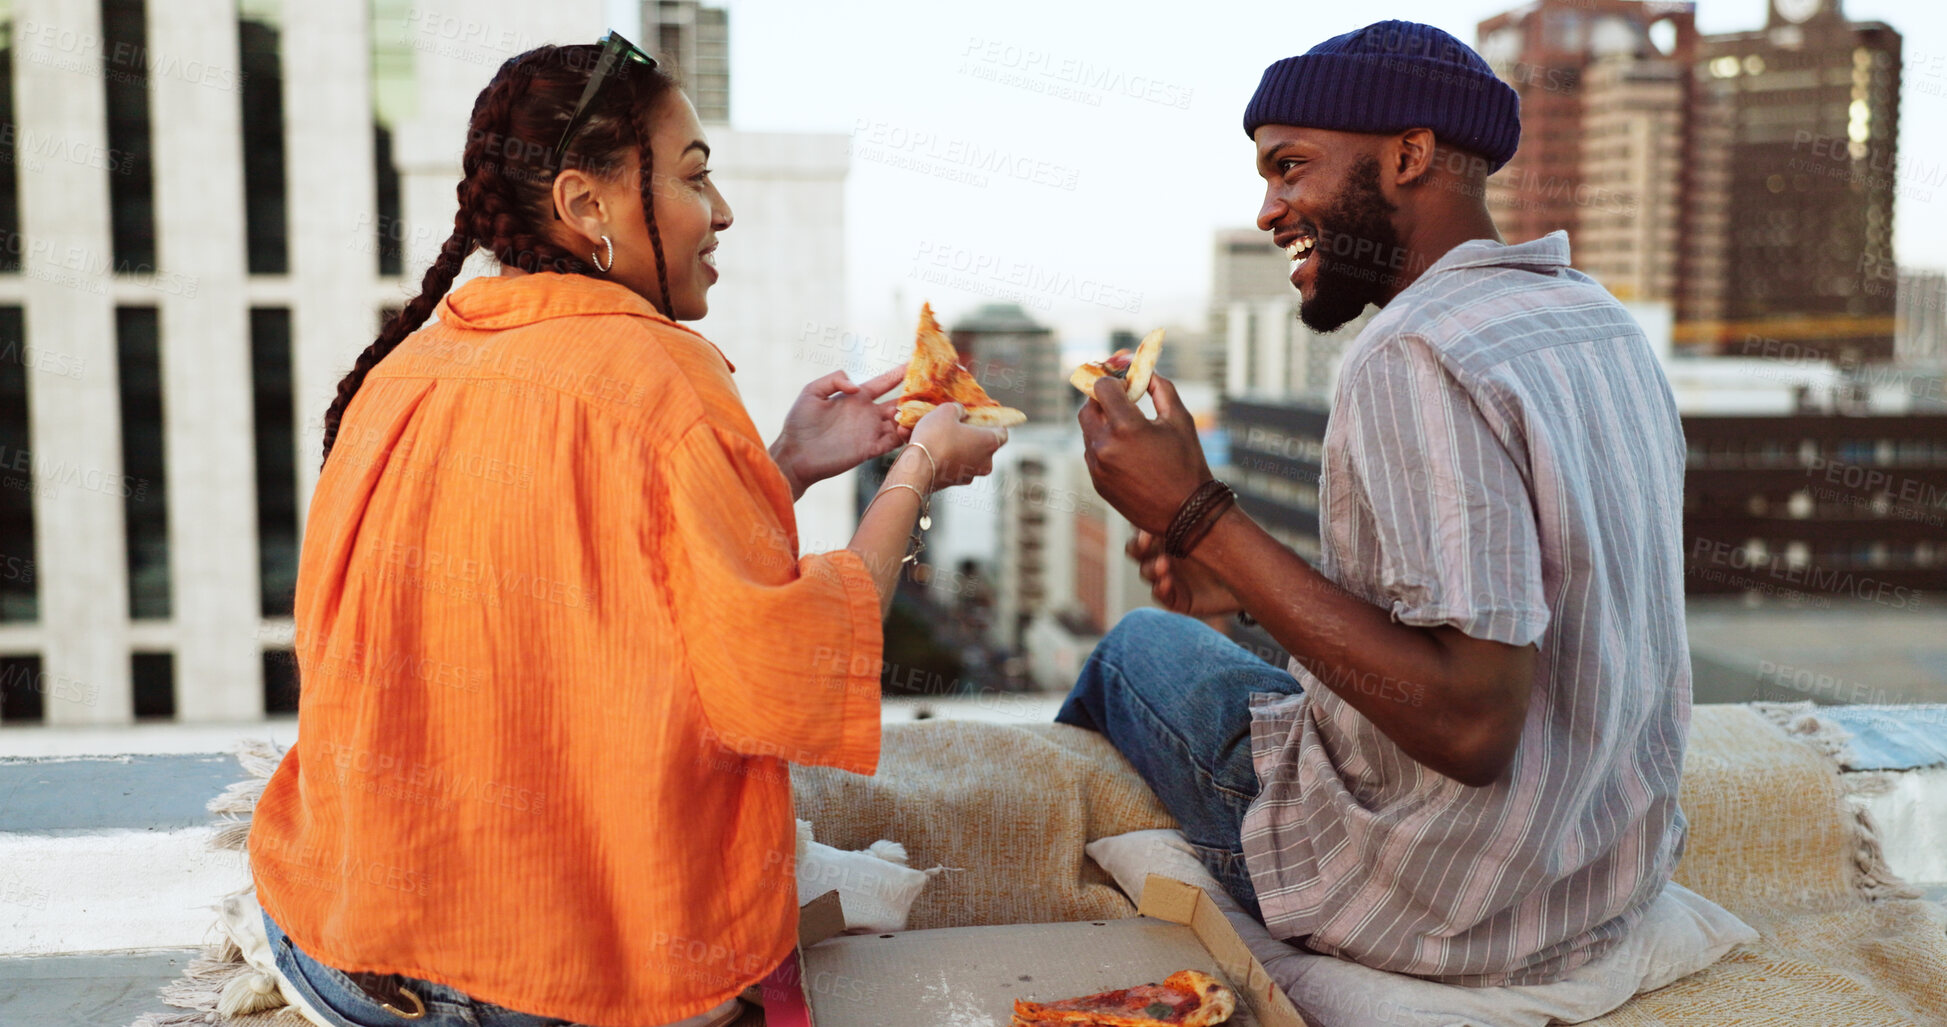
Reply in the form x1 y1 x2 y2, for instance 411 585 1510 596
1208 227 1368 401
1476 0 1701 261
1479 0 1902 363
1679 0 1901 363
1897 270 1946 364
948 303 1064 425
0 0 847 726
1208 228 1292 396
1575 54 1688 304
640 0 730 124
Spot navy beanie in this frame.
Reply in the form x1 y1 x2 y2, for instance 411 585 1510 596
1243 20 1521 172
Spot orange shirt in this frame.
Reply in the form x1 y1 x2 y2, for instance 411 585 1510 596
248 273 883 1026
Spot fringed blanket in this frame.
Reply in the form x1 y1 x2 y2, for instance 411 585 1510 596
131 707 1947 1026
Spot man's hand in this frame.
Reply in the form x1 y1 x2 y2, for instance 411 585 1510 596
771 365 909 500
1128 528 1243 617
1077 373 1212 535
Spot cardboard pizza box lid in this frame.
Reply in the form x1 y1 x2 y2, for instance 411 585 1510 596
791 873 1307 1026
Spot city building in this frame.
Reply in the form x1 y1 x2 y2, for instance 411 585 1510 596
1679 0 1902 362
0 0 849 726
1219 325 1947 611
639 0 729 124
1477 0 1902 363
1682 413 1947 600
1897 269 1946 364
948 302 1065 425
1574 53 1688 304
1209 226 1369 402
1208 227 1290 397
1476 0 1700 266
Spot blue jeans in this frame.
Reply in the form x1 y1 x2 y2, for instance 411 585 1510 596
262 907 583 1027
1055 608 1304 922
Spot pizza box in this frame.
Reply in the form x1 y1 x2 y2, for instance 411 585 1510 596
772 874 1307 1027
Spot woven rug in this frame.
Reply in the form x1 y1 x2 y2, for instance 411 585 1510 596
131 709 1947 1026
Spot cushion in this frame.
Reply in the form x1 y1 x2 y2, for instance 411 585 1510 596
1086 829 1758 1027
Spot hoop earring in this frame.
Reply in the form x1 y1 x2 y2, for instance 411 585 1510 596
591 234 614 274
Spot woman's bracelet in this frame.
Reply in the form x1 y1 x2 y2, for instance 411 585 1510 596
902 441 938 492
862 481 931 564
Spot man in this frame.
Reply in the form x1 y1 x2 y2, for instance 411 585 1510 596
1063 20 1690 987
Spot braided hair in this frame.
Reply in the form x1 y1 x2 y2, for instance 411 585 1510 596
319 45 677 465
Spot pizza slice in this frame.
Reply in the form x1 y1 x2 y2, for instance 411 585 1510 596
893 302 1028 429
1070 327 1164 402
1012 969 1236 1027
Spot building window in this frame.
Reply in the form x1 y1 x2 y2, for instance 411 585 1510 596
101 0 156 272
131 650 174 719
263 647 298 714
251 308 297 617
0 307 34 622
371 0 415 278
117 306 169 619
239 2 289 274
0 6 20 273
0 654 42 722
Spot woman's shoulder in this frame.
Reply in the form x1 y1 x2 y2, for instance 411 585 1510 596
387 274 747 440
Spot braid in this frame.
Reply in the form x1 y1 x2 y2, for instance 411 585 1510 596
320 227 469 465
628 84 674 318
468 55 590 276
320 45 682 468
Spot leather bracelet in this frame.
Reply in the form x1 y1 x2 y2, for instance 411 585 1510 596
1164 479 1234 558
1164 479 1227 549
1170 490 1235 559
1164 484 1224 558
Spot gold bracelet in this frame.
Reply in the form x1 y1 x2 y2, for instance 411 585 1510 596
862 482 931 564
903 441 938 491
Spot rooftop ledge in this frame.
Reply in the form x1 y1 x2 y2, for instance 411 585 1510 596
1 696 1941 1027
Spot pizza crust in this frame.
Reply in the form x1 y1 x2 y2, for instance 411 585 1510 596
897 399 1027 429
1070 327 1165 402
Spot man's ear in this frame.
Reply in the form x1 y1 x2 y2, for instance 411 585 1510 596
1392 128 1437 187
550 169 606 246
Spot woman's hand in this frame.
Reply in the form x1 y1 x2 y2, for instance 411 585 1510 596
770 365 909 500
1127 528 1244 617
909 403 1009 490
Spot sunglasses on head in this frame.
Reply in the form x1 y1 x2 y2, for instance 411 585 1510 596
550 30 659 168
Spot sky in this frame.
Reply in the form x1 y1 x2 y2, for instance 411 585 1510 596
655 0 1947 350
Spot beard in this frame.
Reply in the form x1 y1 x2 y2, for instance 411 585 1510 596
1297 154 1404 333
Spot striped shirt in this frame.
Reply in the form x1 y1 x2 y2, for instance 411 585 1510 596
1239 231 1692 986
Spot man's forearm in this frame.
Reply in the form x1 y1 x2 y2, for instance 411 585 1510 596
1194 508 1526 786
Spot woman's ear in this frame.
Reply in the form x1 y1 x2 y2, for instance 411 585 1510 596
551 169 606 247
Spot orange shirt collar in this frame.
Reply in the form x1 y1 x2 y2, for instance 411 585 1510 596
436 273 736 373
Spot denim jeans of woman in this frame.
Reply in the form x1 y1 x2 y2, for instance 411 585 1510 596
261 908 741 1027
1054 607 1304 922
262 905 605 1027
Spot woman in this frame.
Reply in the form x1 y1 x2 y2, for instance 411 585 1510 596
246 35 1008 1027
